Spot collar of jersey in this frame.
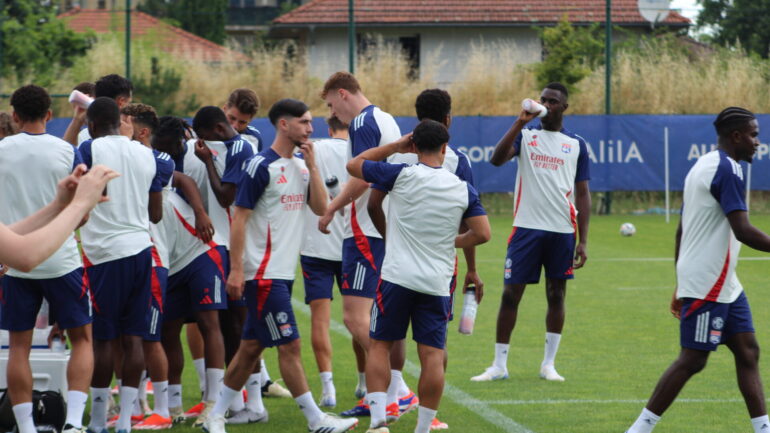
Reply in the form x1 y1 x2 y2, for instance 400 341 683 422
21 131 46 136
418 162 442 169
223 133 243 148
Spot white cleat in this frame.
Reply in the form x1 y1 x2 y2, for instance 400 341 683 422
201 414 226 433
225 408 268 424
192 401 214 427
354 386 367 400
539 364 565 382
470 366 509 382
366 423 390 433
308 413 358 433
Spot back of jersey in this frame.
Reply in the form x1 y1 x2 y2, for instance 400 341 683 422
0 133 82 278
80 135 157 264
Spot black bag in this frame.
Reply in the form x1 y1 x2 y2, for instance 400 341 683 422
0 389 66 433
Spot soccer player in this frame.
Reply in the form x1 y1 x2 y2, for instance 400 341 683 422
0 111 18 139
473 82 590 383
0 84 94 433
319 72 401 411
625 107 770 433
79 97 173 433
64 75 132 147
202 98 357 433
346 120 490 433
223 88 264 152
300 115 349 408
367 88 478 427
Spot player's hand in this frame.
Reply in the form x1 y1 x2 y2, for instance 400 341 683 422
120 114 134 139
72 165 120 209
298 141 316 168
55 164 88 208
318 210 334 234
394 133 415 154
574 242 588 269
194 139 213 163
463 271 484 304
194 210 214 244
517 108 538 125
72 105 87 125
670 291 682 319
226 269 245 299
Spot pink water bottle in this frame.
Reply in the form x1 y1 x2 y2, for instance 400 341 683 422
521 98 548 118
458 285 478 335
68 89 93 109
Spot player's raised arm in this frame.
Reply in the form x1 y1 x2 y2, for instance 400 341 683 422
195 139 237 208
227 206 250 300
300 140 328 217
346 133 414 179
173 171 214 243
489 110 537 166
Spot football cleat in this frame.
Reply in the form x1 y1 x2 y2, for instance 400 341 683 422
539 364 565 382
183 401 205 418
398 391 419 414
133 413 173 430
106 414 144 428
192 401 214 427
319 393 336 408
430 418 449 430
340 399 370 417
470 366 509 382
201 413 226 433
169 406 185 424
308 413 358 433
365 422 390 433
225 408 268 424
262 380 292 398
385 402 400 423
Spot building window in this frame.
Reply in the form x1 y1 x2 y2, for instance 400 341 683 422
98 0 106 9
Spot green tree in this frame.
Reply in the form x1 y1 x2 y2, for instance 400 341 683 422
0 0 93 83
133 57 199 116
170 0 227 45
698 0 770 58
535 16 604 93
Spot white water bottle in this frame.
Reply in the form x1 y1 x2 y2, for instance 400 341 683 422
51 336 65 353
458 285 478 335
521 98 547 118
68 89 94 109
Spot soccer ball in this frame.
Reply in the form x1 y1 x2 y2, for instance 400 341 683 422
620 222 636 237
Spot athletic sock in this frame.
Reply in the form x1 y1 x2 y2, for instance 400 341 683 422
493 343 510 371
117 386 139 431
89 387 110 429
205 368 224 403
542 332 562 367
319 371 335 397
168 384 182 409
193 358 206 394
228 388 245 412
246 373 262 408
415 406 437 433
152 381 169 418
367 392 387 428
386 370 401 405
13 403 35 433
752 415 770 433
245 379 265 413
627 408 660 433
210 386 239 419
357 372 366 390
65 390 88 428
295 392 323 427
397 371 410 398
260 359 272 383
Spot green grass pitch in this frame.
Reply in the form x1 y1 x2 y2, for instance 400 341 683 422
162 214 770 433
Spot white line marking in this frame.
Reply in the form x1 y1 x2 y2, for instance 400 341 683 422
290 298 534 433
616 287 670 291
482 398 756 405
477 257 770 263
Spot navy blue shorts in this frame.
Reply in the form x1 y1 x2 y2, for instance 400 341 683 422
0 268 91 331
88 247 153 340
242 279 299 348
165 250 227 322
300 255 342 304
504 227 575 285
680 292 754 352
144 266 168 341
370 280 450 350
341 236 384 299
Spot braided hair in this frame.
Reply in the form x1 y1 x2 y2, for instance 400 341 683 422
713 107 755 138
152 116 189 159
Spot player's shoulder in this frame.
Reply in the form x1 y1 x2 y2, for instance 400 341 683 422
227 135 252 155
714 150 744 181
559 127 587 145
245 125 262 137
243 148 280 178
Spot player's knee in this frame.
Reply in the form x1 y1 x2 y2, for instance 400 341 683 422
500 287 518 307
278 339 302 360
678 353 708 375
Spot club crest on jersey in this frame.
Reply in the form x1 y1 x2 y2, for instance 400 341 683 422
276 311 288 324
561 143 572 154
301 168 309 182
709 329 722 344
280 324 293 337
712 317 724 330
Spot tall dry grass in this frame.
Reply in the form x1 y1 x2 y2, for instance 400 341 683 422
3 33 770 117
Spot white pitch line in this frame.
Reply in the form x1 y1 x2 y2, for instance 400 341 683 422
476 257 770 263
482 398 753 405
290 298 535 433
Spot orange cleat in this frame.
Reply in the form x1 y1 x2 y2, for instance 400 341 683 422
183 401 205 419
133 413 172 430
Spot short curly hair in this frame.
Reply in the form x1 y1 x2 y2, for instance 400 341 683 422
226 88 260 117
10 85 51 123
121 103 159 133
415 89 451 124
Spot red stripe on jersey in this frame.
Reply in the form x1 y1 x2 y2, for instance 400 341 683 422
375 279 385 313
684 248 731 318
452 256 459 278
566 190 577 233
173 207 225 276
350 202 378 271
79 250 99 313
150 267 164 313
151 246 164 268
254 224 272 319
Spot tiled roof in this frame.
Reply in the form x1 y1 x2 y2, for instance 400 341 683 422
58 8 249 62
273 0 690 26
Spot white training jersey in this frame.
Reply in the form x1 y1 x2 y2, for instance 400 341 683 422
77 128 91 148
179 140 210 212
149 187 175 270
512 124 590 234
167 192 212 275
0 133 83 278
79 136 174 264
241 125 264 153
203 135 256 248
386 146 475 185
235 149 310 280
346 105 401 240
301 138 348 261
677 150 746 303
362 161 486 296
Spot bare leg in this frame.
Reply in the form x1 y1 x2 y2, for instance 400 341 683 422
343 295 373 351
645 348 710 415
309 299 333 373
495 283 526 344
726 332 766 418
544 278 566 333
7 330 34 405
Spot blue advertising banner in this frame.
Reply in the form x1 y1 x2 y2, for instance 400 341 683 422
47 114 770 193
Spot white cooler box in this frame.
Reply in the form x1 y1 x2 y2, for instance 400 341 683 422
0 329 69 398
